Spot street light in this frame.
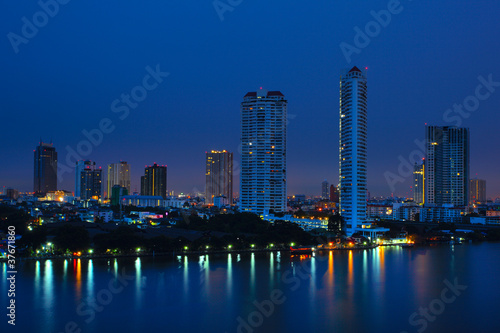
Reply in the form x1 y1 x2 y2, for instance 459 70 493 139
228 245 232 249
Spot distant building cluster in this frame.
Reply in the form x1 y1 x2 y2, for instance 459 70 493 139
2 66 498 235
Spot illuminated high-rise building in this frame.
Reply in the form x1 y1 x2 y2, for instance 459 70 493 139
80 166 102 200
425 126 469 207
240 89 287 213
107 162 131 197
34 141 58 194
321 180 329 199
330 184 339 203
76 160 95 198
141 163 167 199
469 178 486 205
111 185 128 206
339 66 367 235
413 160 425 204
205 150 233 205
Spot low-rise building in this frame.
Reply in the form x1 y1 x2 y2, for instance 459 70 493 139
121 195 164 207
392 203 419 221
420 205 466 223
263 211 328 231
367 204 392 219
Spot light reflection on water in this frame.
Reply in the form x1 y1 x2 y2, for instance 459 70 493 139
2 243 500 333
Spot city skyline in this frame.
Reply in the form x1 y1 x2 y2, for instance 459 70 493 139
3 2 500 333
2 1 500 198
4 118 499 201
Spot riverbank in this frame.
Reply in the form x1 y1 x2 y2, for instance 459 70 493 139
1 244 387 261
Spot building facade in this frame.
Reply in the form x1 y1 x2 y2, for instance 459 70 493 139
111 185 128 206
413 160 425 204
425 126 469 207
80 167 102 200
321 180 329 200
75 160 95 198
34 141 58 194
141 163 167 199
330 184 339 203
240 89 287 213
339 66 368 234
469 178 486 205
419 205 465 223
107 162 131 198
205 150 233 205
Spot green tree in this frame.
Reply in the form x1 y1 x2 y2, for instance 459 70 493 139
93 226 143 253
18 226 47 253
0 205 30 235
328 214 345 235
53 225 90 252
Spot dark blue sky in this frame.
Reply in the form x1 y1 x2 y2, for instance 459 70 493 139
1 0 499 198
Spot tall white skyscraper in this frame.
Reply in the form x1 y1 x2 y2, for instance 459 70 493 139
339 66 368 235
107 161 131 197
240 89 287 214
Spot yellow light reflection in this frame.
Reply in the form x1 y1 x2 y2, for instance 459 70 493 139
75 259 82 301
348 250 354 286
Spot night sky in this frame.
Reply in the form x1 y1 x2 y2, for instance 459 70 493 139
1 0 499 198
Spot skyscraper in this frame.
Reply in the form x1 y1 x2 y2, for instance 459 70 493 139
80 167 102 200
34 141 58 194
425 126 469 207
205 150 233 205
75 160 95 198
339 66 367 234
330 184 339 203
111 185 128 206
141 163 167 199
469 178 486 205
107 162 131 197
240 89 287 214
321 180 329 199
413 160 425 204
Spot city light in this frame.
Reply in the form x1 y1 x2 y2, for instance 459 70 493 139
184 246 189 250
